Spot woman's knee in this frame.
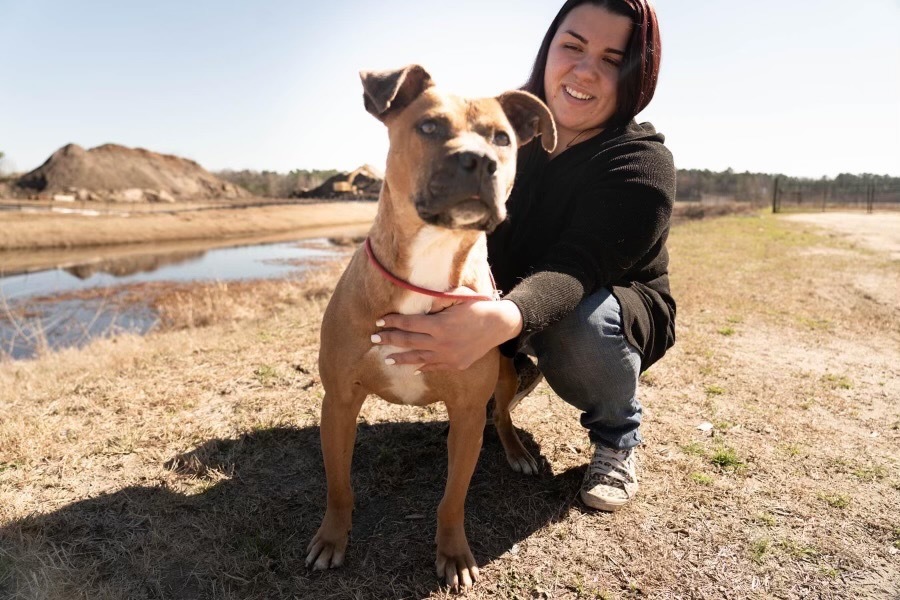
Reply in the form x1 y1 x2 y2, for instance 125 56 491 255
528 288 641 406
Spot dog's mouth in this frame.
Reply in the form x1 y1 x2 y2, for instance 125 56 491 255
449 196 491 226
415 193 503 232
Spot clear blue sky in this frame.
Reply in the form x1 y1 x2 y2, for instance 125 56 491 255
1 0 898 178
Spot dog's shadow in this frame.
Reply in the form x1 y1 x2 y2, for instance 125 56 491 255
1 422 585 599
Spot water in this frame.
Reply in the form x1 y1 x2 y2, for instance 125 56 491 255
0 238 345 359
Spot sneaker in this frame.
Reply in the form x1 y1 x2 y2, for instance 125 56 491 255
486 353 543 422
579 445 638 511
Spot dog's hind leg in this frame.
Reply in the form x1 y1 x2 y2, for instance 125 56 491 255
492 356 539 475
306 385 366 570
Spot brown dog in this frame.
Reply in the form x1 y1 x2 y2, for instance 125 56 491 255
306 64 556 590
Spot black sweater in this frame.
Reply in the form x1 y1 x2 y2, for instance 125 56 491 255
487 120 676 371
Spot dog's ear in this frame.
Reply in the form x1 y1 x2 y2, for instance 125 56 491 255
359 65 434 122
497 91 557 153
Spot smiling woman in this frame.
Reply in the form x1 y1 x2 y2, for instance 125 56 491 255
523 0 661 151
374 0 674 513
541 7 631 152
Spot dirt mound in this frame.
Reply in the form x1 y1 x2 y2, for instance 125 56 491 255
15 143 250 201
297 164 383 199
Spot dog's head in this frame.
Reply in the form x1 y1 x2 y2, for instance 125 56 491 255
360 65 556 232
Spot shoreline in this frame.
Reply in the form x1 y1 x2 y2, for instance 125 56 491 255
0 200 378 252
0 222 369 276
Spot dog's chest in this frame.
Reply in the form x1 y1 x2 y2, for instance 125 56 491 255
370 227 486 405
393 227 467 315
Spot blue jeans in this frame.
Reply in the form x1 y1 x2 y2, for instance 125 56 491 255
525 288 643 450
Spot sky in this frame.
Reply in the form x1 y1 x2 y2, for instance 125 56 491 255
1 0 898 179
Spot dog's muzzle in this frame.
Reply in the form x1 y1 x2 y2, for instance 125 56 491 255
416 151 505 231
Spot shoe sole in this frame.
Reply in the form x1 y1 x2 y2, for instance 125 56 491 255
579 489 631 512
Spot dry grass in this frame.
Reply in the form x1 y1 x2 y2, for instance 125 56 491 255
1 212 899 598
0 201 377 252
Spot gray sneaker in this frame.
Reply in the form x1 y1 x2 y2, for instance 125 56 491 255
580 445 638 511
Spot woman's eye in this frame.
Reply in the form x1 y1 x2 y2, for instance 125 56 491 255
494 132 511 147
564 43 581 52
419 120 437 135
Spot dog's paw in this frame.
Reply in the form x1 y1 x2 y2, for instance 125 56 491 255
435 545 479 591
305 529 349 570
505 447 539 475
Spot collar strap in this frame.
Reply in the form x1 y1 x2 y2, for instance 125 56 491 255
364 237 497 302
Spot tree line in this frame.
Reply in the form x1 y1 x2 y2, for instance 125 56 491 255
676 168 900 204
216 165 900 202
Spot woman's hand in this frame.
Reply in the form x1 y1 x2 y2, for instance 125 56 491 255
372 293 524 372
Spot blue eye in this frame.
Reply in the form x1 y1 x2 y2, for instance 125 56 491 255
494 132 511 147
419 120 437 135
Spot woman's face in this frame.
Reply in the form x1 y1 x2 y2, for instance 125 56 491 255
543 4 632 148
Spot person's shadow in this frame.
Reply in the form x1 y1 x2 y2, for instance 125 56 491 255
1 422 585 599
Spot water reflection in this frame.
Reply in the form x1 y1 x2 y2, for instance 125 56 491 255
64 251 206 279
1 297 157 360
0 238 346 359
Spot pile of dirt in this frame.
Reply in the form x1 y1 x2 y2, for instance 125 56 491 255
15 143 250 202
297 164 382 200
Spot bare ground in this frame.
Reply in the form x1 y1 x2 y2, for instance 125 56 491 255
0 211 898 599
0 200 378 252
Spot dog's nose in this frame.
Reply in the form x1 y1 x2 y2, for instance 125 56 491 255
456 151 497 175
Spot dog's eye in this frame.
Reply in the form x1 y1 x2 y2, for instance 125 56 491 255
494 131 511 147
419 120 438 135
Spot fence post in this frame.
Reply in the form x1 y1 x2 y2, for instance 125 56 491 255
772 176 780 213
867 183 874 214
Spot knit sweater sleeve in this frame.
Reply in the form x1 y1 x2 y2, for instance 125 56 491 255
500 139 675 355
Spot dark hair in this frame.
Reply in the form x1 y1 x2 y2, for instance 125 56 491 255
523 0 662 129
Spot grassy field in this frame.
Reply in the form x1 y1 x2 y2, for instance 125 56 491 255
1 211 898 598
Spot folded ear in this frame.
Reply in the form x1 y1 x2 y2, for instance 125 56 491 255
497 91 557 153
359 65 434 122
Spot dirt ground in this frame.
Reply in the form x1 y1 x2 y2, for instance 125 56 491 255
0 200 378 253
783 212 900 261
0 211 898 599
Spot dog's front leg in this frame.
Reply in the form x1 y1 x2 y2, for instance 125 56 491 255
435 402 484 590
306 388 366 570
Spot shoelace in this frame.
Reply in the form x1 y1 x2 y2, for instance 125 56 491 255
588 446 635 484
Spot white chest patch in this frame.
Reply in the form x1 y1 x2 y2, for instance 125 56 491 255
375 226 465 405
395 226 464 315
369 345 429 405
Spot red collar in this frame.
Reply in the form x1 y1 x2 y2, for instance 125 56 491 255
364 237 497 302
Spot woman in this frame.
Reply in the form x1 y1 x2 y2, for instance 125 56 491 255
373 0 675 512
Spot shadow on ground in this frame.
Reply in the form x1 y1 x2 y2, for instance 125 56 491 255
1 423 584 599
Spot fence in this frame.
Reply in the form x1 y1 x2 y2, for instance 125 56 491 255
772 178 900 214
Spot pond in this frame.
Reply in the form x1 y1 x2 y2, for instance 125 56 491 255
0 236 355 360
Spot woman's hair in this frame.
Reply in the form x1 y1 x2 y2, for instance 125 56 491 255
523 0 662 129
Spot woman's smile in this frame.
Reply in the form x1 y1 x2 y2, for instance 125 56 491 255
563 85 594 101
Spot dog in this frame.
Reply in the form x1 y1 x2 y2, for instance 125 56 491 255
306 64 556 590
